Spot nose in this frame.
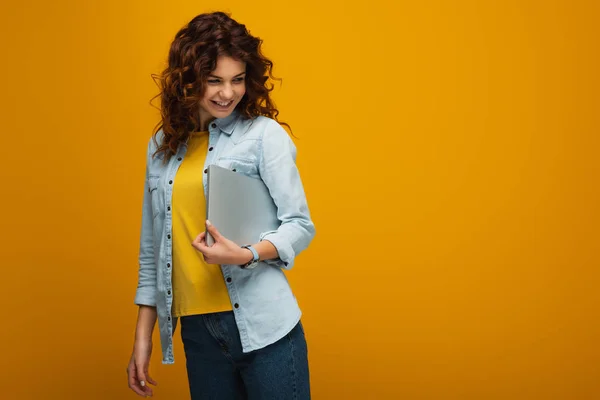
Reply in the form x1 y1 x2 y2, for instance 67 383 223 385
219 84 234 100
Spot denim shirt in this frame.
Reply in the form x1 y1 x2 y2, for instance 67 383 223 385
134 111 316 364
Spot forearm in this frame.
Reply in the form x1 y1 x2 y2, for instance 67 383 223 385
253 239 278 262
233 239 278 265
257 120 316 269
259 218 314 265
135 305 157 341
136 147 158 305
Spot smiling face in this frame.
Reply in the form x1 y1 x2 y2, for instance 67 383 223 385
198 55 247 128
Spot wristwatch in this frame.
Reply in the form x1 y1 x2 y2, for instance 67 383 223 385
241 245 259 269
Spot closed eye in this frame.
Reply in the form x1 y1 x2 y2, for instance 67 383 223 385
207 74 246 85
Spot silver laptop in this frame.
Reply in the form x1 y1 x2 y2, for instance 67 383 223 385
205 164 280 247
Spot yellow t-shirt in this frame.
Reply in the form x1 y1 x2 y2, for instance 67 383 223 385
171 131 233 317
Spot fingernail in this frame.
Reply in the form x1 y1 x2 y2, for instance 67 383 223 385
140 381 145 387
206 220 212 226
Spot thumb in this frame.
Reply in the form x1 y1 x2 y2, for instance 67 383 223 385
205 220 222 241
146 372 158 386
136 361 148 387
145 367 157 386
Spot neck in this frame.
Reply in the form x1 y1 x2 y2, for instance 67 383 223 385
199 110 215 131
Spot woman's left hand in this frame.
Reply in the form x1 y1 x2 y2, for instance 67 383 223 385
192 220 252 265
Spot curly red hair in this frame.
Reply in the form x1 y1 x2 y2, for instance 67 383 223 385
150 11 289 161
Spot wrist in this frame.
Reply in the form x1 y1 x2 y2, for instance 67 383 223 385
240 245 261 269
237 247 254 265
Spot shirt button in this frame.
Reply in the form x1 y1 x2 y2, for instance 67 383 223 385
167 316 171 321
167 234 171 239
204 169 208 174
226 277 232 283
211 123 217 129
167 290 171 295
209 147 214 151
169 180 173 184
177 157 182 161
167 206 171 211
167 263 171 268
234 303 239 309
232 168 236 172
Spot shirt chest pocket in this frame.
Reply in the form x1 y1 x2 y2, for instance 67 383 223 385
216 156 260 179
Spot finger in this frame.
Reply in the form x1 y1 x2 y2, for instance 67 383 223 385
142 376 155 397
205 220 223 241
128 362 148 397
192 236 209 253
136 363 152 396
194 231 206 243
144 365 158 387
192 232 206 247
146 371 158 387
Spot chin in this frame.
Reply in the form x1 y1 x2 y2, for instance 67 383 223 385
215 109 233 115
215 107 239 118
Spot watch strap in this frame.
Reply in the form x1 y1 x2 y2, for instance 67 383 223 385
241 245 259 268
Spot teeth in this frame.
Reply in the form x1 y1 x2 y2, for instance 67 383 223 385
215 101 231 107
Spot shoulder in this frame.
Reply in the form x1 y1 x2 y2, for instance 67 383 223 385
236 116 284 134
243 116 291 143
146 129 164 155
143 129 168 168
251 117 297 162
232 116 292 149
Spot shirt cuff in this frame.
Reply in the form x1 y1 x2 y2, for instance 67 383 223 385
134 287 157 307
259 230 295 269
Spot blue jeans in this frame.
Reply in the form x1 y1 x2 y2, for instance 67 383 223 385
180 311 310 400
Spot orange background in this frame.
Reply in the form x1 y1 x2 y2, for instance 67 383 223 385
1 0 599 399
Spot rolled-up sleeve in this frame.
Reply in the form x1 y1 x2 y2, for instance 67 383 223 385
134 140 157 306
258 120 316 269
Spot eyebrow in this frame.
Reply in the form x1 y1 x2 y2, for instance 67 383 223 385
208 72 246 79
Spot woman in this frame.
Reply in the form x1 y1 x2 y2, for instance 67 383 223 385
126 11 316 400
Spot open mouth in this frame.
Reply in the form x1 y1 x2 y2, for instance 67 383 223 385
211 100 234 109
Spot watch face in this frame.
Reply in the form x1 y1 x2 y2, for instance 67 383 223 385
245 261 259 269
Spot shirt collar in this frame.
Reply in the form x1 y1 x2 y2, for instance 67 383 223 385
213 110 241 135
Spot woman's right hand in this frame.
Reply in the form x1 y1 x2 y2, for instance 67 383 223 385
127 338 157 397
